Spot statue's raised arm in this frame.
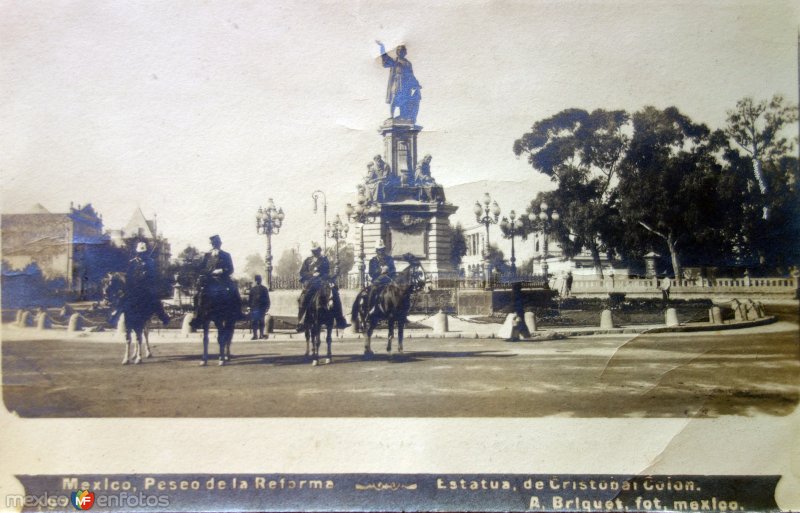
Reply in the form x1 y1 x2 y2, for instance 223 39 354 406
375 41 421 124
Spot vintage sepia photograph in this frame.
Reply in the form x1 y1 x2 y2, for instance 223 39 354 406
1 1 798 511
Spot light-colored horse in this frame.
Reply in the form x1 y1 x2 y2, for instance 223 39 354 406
103 272 159 365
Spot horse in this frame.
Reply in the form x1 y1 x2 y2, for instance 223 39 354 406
102 272 156 365
191 277 242 366
303 282 335 366
351 254 430 357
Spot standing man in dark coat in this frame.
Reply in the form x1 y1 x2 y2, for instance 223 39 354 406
296 242 350 331
367 239 396 314
248 274 270 340
124 241 170 326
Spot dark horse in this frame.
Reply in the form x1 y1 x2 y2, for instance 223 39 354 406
191 276 242 366
102 272 156 365
304 283 335 366
351 255 430 357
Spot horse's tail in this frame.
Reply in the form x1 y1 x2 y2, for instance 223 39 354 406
351 292 365 333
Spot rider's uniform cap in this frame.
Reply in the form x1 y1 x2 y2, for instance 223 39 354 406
210 234 221 244
310 241 322 252
136 242 147 253
376 239 386 250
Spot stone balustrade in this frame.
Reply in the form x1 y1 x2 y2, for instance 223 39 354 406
569 276 797 297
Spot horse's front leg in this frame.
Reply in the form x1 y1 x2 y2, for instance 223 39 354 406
386 318 394 354
201 324 209 366
364 316 377 358
324 322 333 365
305 329 311 358
397 320 404 354
216 321 227 366
310 326 318 366
133 329 143 364
225 322 233 361
122 330 132 365
221 321 232 362
143 322 153 358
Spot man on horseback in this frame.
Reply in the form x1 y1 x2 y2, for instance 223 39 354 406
296 242 350 331
190 234 242 328
110 242 170 327
366 239 396 315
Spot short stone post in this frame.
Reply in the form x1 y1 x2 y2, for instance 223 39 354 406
709 306 722 325
36 312 51 330
15 310 24 326
182 313 195 337
67 313 83 332
524 311 536 333
432 310 448 334
19 310 33 328
600 309 614 329
264 313 274 334
665 308 679 327
497 313 516 339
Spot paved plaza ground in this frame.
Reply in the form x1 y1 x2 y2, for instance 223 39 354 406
2 304 797 418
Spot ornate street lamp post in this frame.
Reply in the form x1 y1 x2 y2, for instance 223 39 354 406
346 193 381 288
256 198 285 289
529 201 559 282
473 193 501 289
326 214 349 281
500 210 525 276
311 190 327 253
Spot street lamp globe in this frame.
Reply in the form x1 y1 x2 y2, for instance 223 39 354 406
551 210 560 221
491 200 501 218
473 201 483 217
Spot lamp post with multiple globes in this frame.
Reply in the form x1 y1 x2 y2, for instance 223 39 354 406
529 201 559 281
346 193 381 289
499 210 525 275
326 214 349 281
256 199 285 289
473 193 501 289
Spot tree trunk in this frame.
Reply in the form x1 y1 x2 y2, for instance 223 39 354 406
590 240 604 279
667 233 682 284
752 157 770 219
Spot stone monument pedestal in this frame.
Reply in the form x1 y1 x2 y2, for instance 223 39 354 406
351 116 459 277
359 201 458 275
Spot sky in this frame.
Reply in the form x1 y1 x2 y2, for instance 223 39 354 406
2 0 798 272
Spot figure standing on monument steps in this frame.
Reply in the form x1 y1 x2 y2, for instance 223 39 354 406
376 41 421 124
